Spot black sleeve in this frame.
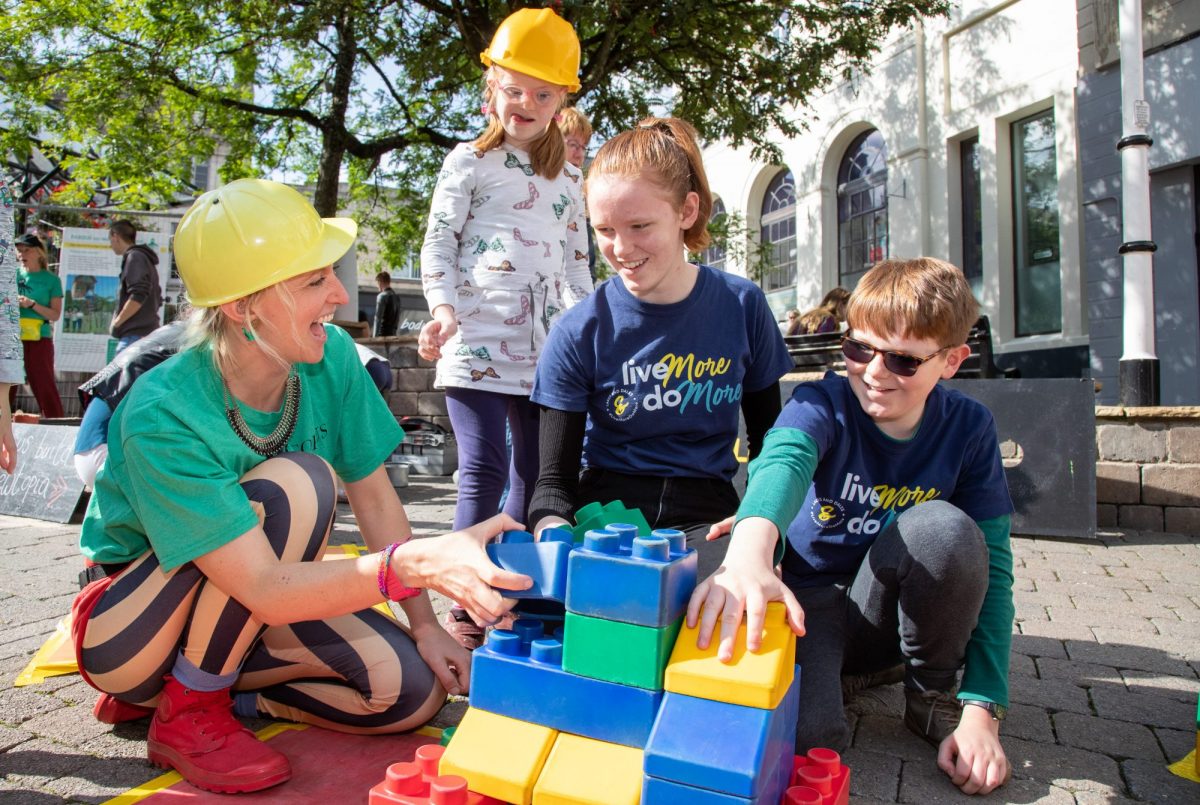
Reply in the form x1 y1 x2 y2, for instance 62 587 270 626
527 406 587 529
741 381 783 461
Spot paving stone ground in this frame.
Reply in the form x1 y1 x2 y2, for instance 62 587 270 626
0 474 1197 803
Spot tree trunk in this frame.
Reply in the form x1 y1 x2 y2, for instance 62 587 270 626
311 9 358 217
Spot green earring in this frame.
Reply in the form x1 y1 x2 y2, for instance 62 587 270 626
242 327 256 342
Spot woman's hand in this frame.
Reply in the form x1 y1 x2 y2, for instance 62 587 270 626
393 513 532 626
17 295 33 309
938 706 1011 795
411 620 472 696
417 305 457 361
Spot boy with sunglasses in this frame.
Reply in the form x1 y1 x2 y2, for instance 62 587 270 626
690 257 1013 796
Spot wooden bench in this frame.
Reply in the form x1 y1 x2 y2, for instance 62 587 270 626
783 315 1020 379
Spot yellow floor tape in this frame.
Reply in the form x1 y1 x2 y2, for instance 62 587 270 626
14 614 78 686
14 546 390 688
1168 749 1199 783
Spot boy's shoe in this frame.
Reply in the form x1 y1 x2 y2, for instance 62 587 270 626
904 687 962 748
93 692 154 724
147 676 291 794
441 607 518 651
840 664 904 701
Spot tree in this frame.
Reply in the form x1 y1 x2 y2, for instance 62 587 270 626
0 0 950 259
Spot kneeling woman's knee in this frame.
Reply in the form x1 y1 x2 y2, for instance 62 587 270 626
239 453 338 561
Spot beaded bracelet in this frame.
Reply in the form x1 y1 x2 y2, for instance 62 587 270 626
377 541 421 602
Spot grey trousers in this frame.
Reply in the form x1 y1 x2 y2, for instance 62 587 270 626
784 500 989 752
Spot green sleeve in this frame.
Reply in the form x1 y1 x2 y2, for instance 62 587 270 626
958 514 1015 707
735 427 820 565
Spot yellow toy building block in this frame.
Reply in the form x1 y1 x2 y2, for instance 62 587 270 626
664 601 796 710
533 733 644 805
439 707 558 805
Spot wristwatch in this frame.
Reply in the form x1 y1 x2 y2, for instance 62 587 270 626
961 699 1008 721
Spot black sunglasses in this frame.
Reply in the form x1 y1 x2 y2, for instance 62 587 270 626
840 335 950 377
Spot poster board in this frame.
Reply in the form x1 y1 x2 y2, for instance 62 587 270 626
54 226 170 373
0 424 86 523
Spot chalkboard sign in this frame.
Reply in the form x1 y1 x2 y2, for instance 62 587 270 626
0 424 87 523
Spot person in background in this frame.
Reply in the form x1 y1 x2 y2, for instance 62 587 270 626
797 286 851 335
373 271 400 337
13 234 64 418
783 308 802 336
107 220 163 353
558 106 598 281
71 178 530 795
417 7 592 648
0 182 25 471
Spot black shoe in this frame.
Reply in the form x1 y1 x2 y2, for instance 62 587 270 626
904 687 962 748
840 664 904 701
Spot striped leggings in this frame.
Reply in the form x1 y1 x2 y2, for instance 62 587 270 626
78 452 442 734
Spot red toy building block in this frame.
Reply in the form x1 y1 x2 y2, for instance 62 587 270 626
782 748 850 805
369 744 502 805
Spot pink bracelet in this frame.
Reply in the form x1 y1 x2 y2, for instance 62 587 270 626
377 541 421 602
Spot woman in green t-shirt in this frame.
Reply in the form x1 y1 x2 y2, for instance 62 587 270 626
13 234 64 418
72 179 531 795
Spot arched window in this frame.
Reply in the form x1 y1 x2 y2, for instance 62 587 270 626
837 129 888 289
698 197 727 271
760 170 796 292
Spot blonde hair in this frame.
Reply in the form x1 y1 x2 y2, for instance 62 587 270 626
558 107 593 142
18 243 49 271
473 67 567 180
181 283 295 376
847 258 979 346
586 117 713 251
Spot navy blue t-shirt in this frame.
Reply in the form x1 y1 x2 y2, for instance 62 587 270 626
532 265 793 482
780 373 1013 584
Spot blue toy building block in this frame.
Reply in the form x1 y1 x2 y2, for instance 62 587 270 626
485 529 573 601
565 528 697 628
643 668 800 798
469 630 663 748
641 758 793 805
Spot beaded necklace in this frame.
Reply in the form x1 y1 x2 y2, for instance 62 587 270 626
223 370 301 457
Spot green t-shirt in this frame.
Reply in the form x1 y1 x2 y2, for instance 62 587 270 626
80 325 403 571
18 269 63 338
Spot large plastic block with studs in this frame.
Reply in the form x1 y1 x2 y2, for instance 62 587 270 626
370 743 503 804
485 529 574 601
643 669 799 799
469 630 662 747
561 611 681 690
564 528 696 628
530 732 644 805
571 501 651 539
664 601 796 709
641 760 793 805
437 707 557 805
782 748 851 805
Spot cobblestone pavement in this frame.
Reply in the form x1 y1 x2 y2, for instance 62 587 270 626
0 474 1197 803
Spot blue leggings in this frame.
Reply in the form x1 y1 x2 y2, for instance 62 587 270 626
445 387 538 530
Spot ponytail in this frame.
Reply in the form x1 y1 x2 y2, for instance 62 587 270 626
586 117 713 251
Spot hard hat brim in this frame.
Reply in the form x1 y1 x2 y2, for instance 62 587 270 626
190 216 358 307
480 52 581 93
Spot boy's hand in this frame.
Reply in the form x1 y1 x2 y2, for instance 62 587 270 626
685 518 804 663
703 515 735 542
937 706 1011 795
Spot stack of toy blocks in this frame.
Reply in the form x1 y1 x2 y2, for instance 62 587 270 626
642 601 800 804
439 523 696 804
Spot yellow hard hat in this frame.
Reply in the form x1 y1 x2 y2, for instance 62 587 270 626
480 8 581 93
173 178 357 307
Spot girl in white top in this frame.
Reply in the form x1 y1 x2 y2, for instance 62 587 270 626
418 9 591 562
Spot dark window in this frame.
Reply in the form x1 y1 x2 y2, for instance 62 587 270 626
837 129 888 289
759 170 796 292
1012 110 1061 335
961 136 983 300
699 198 727 271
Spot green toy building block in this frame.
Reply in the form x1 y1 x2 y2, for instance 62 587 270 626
571 500 652 540
562 611 681 690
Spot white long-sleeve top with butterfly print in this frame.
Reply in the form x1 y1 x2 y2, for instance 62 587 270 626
420 141 593 396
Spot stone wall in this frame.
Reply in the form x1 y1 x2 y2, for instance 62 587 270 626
362 335 450 431
1095 406 1200 534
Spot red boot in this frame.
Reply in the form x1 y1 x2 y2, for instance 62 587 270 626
147 676 291 793
93 693 154 724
